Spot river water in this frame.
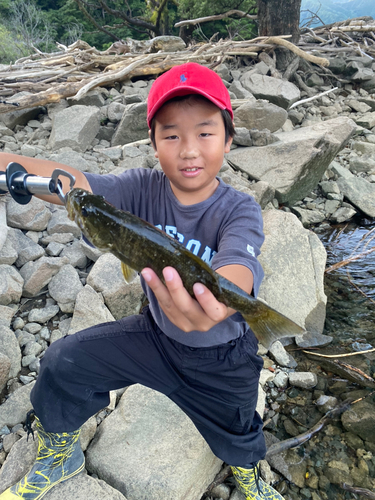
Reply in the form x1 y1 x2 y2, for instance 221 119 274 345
318 216 375 349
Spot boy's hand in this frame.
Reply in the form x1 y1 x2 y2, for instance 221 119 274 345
141 267 229 332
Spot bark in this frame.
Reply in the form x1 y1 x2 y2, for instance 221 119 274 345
257 0 302 44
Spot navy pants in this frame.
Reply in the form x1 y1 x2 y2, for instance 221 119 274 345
30 307 266 467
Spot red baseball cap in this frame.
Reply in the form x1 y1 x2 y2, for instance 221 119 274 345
147 62 233 127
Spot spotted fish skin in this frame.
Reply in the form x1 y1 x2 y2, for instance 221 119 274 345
65 188 305 348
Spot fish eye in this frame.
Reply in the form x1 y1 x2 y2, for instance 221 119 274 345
81 207 89 217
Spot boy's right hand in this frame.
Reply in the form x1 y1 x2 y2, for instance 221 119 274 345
141 266 229 332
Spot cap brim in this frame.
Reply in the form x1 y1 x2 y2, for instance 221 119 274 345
147 86 229 127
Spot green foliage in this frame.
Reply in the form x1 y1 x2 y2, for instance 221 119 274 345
0 25 29 63
177 0 257 40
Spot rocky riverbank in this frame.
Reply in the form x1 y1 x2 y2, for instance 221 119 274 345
0 48 375 500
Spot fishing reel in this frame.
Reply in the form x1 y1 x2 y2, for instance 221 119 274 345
0 162 75 205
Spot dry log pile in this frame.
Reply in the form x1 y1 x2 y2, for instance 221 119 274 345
0 17 374 114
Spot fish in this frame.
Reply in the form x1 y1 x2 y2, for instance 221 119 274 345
65 188 305 348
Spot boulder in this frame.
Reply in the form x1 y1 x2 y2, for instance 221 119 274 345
0 325 22 379
87 254 144 320
341 401 375 443
240 74 300 109
86 384 222 500
0 382 35 429
336 170 375 218
49 105 101 152
6 197 51 232
226 117 356 205
233 100 287 133
111 102 148 146
68 285 115 335
258 211 327 343
0 264 24 305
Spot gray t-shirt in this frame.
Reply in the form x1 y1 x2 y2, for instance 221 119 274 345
85 168 264 347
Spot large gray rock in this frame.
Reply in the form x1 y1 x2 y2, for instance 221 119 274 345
240 74 300 109
86 384 222 500
227 117 356 205
258 211 327 343
233 100 287 133
19 256 69 297
49 105 101 152
341 401 375 443
0 264 24 305
68 285 115 335
0 434 39 494
48 264 83 313
336 170 375 218
0 382 35 429
111 102 148 146
6 197 51 231
0 325 21 379
87 254 144 320
49 151 96 173
47 208 81 238
0 92 43 129
44 474 128 500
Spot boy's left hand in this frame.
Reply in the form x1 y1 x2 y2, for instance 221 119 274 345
141 266 229 332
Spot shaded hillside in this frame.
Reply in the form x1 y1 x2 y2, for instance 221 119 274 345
301 0 375 26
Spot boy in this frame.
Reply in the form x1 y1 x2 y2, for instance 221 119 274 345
0 63 284 500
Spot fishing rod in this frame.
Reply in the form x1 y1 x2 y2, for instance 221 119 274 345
0 162 75 205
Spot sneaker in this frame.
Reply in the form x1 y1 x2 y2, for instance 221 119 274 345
0 411 84 499
231 463 285 500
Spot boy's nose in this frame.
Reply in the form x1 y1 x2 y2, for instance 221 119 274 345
180 142 199 159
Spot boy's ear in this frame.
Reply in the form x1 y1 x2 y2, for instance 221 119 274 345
224 135 233 153
148 129 158 157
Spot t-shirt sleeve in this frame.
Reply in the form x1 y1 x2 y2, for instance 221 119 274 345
211 196 264 297
84 168 147 215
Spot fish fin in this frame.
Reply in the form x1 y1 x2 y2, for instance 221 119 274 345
243 302 305 350
121 262 138 284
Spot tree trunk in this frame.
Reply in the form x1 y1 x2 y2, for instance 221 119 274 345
257 0 302 43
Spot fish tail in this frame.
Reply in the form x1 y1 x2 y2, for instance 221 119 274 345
243 303 305 350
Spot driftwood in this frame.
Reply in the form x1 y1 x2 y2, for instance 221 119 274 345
341 483 375 499
303 348 375 358
174 10 257 28
263 36 330 67
289 87 338 109
305 353 375 388
325 245 375 273
0 16 374 115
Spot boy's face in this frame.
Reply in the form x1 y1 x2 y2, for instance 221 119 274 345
152 99 232 205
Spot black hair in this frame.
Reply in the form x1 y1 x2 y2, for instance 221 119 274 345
149 94 235 149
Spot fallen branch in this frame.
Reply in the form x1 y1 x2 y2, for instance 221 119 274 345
266 392 374 458
204 465 232 496
289 87 338 109
263 36 330 67
303 348 375 358
341 483 375 499
174 10 257 28
325 245 375 273
265 399 352 458
331 26 375 33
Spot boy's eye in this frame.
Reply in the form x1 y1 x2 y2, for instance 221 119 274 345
200 133 211 137
165 135 178 140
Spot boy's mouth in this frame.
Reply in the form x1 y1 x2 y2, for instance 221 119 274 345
180 167 202 177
